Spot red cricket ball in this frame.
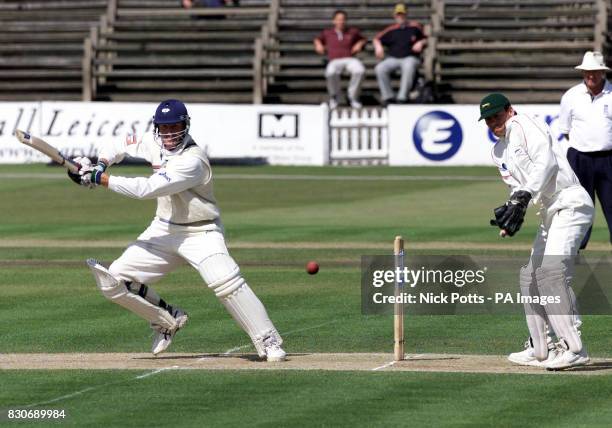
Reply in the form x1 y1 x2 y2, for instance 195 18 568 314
306 261 319 275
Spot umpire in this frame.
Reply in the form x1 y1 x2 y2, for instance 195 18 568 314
559 51 612 249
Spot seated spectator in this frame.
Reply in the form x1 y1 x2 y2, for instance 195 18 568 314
182 0 234 8
373 3 427 105
182 0 237 19
313 10 367 109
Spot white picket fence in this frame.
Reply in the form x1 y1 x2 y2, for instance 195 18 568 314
328 108 389 165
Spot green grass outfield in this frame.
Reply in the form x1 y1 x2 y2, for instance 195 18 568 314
1 164 611 427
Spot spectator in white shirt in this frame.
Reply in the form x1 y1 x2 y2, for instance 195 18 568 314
559 51 612 249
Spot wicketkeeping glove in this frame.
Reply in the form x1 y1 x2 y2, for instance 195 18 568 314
490 204 508 228
491 190 532 237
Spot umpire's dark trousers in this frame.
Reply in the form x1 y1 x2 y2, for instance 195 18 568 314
567 147 612 249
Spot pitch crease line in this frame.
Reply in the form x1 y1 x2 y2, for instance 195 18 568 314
135 365 180 379
19 320 341 405
372 361 397 371
216 320 340 358
20 366 182 409
21 386 98 408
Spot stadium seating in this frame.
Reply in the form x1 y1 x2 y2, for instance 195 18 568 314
85 0 269 102
0 0 107 100
259 0 434 105
433 0 609 103
0 0 609 104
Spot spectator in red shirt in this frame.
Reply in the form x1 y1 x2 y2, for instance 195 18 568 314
373 3 427 105
314 10 367 109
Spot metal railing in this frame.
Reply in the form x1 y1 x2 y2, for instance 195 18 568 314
594 0 609 51
428 0 443 94
253 0 279 103
82 0 115 101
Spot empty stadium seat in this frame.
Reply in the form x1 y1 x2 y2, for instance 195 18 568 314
0 0 107 101
434 0 607 103
86 0 269 102
0 0 608 104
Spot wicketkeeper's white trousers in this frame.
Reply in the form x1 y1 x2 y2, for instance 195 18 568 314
524 185 594 344
528 185 594 262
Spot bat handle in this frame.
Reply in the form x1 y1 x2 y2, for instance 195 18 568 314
64 157 80 174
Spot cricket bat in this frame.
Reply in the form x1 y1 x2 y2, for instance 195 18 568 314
14 129 80 174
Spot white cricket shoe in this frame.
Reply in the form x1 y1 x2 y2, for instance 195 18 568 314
508 339 558 367
350 99 363 109
263 337 286 362
545 343 590 371
328 98 339 110
151 307 189 356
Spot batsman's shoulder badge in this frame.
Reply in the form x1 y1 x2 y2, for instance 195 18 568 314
125 133 138 145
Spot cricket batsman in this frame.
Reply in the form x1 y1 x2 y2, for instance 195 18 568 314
481 93 593 370
67 99 286 362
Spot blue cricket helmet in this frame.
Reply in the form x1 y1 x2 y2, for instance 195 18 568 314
153 99 191 154
153 99 190 125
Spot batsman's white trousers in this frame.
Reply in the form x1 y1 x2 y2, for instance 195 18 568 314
107 218 282 356
109 218 228 283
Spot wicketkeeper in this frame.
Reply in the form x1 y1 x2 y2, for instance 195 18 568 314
68 99 286 361
481 93 594 370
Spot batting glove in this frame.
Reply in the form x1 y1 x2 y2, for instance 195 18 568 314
67 156 105 188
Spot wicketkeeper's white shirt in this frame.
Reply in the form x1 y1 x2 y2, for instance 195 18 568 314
491 113 581 206
558 80 612 152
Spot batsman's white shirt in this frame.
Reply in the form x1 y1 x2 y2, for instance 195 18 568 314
100 133 220 226
96 132 283 356
99 133 225 283
491 113 593 256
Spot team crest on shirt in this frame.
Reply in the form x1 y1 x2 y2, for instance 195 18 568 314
157 171 171 182
125 133 138 145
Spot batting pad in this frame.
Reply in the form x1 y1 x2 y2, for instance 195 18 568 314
199 253 283 357
535 265 583 353
520 266 549 360
87 259 177 331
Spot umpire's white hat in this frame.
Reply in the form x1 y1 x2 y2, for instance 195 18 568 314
575 51 610 71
